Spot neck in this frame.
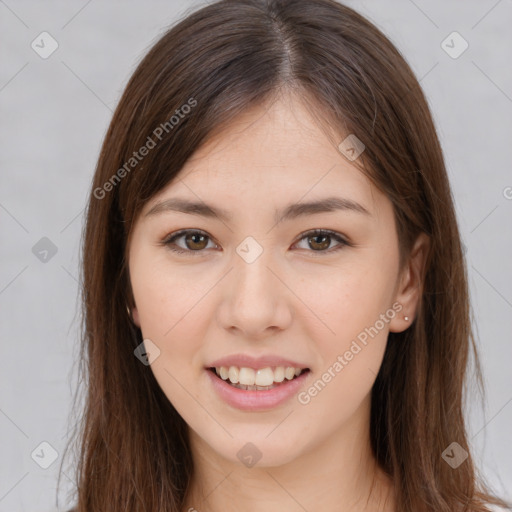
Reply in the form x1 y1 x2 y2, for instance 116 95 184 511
182 395 395 512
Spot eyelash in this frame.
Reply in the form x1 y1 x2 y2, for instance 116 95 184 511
161 228 350 257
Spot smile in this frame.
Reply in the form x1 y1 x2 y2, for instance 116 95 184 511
211 365 308 390
206 366 311 411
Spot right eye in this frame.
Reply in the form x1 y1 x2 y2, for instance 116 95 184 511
161 229 219 256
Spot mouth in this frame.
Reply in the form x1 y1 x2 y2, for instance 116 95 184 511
207 366 311 391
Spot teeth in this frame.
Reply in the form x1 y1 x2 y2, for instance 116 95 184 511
213 365 306 386
238 367 255 386
228 366 239 384
274 366 285 382
255 367 274 386
285 367 295 380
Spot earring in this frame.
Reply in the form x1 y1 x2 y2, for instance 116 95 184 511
404 316 409 321
126 305 131 317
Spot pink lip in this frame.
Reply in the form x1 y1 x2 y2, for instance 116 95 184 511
206 354 310 370
205 368 311 411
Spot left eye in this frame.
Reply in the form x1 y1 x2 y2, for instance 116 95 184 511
293 229 348 254
162 229 349 256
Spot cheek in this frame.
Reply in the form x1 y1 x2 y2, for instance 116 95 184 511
293 307 390 440
129 252 218 396
131 252 210 336
294 257 397 344
292 258 396 407
130 261 216 417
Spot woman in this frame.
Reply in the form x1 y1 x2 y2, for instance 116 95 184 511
61 0 511 510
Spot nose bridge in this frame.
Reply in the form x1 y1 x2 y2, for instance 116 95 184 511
233 239 277 305
219 238 291 336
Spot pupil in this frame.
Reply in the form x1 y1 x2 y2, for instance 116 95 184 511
311 234 329 250
187 233 207 250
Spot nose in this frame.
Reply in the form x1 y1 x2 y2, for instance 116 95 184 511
216 247 293 339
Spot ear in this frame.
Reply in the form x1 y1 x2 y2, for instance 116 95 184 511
389 232 430 333
131 306 141 328
128 298 141 328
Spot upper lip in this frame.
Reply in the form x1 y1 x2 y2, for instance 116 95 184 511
206 354 310 370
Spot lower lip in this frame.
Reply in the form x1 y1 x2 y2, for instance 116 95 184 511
206 369 311 411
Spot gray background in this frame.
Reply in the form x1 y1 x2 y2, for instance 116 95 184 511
0 0 511 510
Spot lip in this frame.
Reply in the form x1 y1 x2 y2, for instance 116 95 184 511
206 353 309 370
206 367 311 411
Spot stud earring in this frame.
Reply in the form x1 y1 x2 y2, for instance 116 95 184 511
404 316 409 321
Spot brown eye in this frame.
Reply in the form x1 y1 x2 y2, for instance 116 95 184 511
163 229 216 255
163 228 349 257
308 233 331 251
184 232 209 250
294 229 349 254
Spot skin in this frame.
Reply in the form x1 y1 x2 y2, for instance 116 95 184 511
128 90 429 512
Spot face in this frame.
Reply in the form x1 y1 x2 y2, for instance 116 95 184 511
127 93 425 468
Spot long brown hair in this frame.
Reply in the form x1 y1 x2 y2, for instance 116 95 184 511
59 0 511 510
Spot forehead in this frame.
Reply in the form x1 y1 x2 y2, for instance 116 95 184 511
142 96 388 221
182 95 344 179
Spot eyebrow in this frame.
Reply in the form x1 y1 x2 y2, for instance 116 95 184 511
144 196 371 224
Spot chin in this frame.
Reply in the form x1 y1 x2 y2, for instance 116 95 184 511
208 430 307 468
